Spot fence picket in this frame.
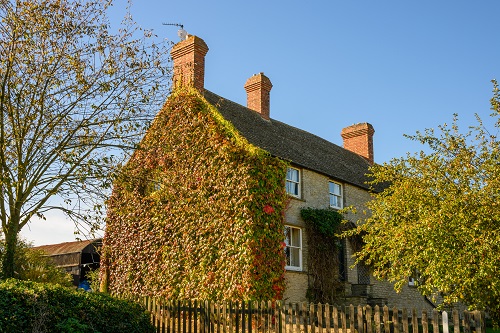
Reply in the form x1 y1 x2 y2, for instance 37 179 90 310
325 304 331 333
383 306 390 333
421 310 427 333
350 305 355 333
393 307 399 333
358 306 364 333
374 306 381 333
431 310 438 333
442 311 449 333
453 310 459 333
318 303 324 333
411 309 418 333
365 306 372 333
310 303 316 333
333 305 339 333
402 308 408 333
341 306 347 333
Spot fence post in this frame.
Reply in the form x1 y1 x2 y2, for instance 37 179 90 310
473 311 483 333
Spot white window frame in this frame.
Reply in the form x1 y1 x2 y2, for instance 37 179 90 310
286 167 301 198
284 225 302 271
329 181 343 209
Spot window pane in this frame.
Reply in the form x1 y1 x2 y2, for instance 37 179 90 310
287 168 299 182
284 227 291 245
291 228 300 247
329 182 341 195
286 181 299 196
289 248 300 267
330 195 338 207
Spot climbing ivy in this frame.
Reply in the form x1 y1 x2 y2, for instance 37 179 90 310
102 87 288 301
300 208 344 304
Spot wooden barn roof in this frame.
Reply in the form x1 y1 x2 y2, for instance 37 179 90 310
33 239 101 256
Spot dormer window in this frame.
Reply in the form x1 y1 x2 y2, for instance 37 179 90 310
329 181 343 209
286 167 300 198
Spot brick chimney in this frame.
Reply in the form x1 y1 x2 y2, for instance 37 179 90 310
170 35 209 91
341 123 375 164
244 73 272 120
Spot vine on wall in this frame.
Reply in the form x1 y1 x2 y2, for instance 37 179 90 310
300 208 345 304
102 87 288 301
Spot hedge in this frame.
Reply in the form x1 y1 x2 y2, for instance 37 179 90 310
0 279 154 333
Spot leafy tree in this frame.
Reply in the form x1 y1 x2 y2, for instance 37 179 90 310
349 80 500 324
0 237 72 285
0 0 170 277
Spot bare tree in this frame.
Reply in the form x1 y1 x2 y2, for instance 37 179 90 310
0 0 171 277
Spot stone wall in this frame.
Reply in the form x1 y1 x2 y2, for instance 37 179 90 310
281 166 441 310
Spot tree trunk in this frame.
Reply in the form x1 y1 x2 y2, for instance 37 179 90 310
2 219 19 278
99 246 109 293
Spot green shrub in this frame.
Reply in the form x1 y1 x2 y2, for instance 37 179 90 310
0 279 155 333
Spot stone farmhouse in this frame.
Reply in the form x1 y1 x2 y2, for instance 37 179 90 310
102 35 436 310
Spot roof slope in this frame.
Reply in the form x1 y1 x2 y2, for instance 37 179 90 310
33 239 102 256
203 90 374 190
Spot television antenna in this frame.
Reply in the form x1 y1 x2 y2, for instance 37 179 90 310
162 23 188 41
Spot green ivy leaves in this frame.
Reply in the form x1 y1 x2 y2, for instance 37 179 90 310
103 87 288 301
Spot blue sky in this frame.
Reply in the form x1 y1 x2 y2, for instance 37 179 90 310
22 0 500 245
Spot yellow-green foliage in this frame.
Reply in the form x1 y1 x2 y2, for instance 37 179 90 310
103 88 288 301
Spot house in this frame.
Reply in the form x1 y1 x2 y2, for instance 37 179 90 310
102 35 435 309
33 239 102 287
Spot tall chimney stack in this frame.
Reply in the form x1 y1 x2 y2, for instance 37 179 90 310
244 73 272 120
170 35 209 91
341 123 375 164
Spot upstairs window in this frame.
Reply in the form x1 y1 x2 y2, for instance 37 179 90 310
329 181 343 209
286 167 300 198
284 225 302 271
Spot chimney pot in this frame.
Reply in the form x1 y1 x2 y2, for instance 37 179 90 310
244 73 272 120
341 123 375 164
170 35 209 91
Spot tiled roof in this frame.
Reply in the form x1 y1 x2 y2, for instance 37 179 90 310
203 90 376 191
32 239 102 256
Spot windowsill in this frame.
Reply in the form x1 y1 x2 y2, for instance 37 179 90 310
329 205 343 210
285 267 303 272
288 194 306 202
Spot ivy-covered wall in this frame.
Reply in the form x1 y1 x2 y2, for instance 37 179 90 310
102 88 288 301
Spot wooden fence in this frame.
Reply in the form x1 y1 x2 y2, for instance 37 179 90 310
137 298 485 333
